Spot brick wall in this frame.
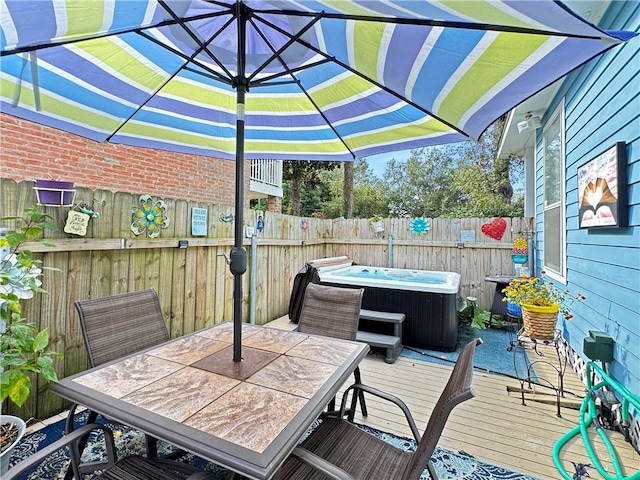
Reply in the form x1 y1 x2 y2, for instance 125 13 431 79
0 113 245 206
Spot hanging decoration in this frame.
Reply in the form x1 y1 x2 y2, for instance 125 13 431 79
481 218 506 240
64 201 100 237
411 217 430 235
256 214 264 233
301 218 309 232
511 237 528 264
131 195 170 238
219 213 235 223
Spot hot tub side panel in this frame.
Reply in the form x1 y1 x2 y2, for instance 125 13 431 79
321 282 458 351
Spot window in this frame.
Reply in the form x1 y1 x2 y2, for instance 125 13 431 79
542 102 566 280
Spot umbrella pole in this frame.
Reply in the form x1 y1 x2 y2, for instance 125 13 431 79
231 84 247 363
231 5 248 363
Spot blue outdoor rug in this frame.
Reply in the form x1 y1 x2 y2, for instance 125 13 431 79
9 411 541 480
401 324 537 380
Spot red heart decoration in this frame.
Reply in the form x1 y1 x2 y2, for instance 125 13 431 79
481 218 507 240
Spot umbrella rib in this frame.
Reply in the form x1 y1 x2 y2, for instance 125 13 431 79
297 81 357 160
105 22 236 142
158 0 235 80
137 30 233 85
0 11 232 57
246 15 355 159
250 58 333 86
249 8 612 41
245 13 323 85
256 13 469 139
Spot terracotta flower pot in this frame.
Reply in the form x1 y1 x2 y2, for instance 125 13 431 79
521 303 559 340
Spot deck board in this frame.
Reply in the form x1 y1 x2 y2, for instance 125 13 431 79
28 318 638 480
268 315 638 479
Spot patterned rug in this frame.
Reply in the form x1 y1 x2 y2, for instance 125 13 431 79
401 324 538 381
9 412 541 480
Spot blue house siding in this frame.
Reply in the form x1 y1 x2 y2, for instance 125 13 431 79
534 2 639 397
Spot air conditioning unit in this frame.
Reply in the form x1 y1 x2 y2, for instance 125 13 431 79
517 115 541 134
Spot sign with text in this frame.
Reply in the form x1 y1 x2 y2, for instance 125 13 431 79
64 211 90 236
191 208 208 236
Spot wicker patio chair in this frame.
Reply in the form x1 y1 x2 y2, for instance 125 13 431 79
297 283 367 417
5 423 222 480
276 338 482 480
66 289 172 470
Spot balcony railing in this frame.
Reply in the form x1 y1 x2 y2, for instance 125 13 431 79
250 159 283 199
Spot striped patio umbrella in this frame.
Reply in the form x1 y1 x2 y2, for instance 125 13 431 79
1 0 634 361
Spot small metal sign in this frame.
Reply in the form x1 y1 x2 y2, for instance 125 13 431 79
191 207 208 236
460 230 476 243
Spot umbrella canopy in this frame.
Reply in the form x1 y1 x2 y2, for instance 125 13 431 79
1 0 635 361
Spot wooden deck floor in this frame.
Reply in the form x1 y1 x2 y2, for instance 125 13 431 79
269 316 639 480
28 318 638 480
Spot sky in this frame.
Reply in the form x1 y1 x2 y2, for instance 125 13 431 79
364 149 413 178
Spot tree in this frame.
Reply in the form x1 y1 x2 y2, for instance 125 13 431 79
314 159 388 219
343 161 354 218
381 119 524 218
382 148 461 217
282 160 340 216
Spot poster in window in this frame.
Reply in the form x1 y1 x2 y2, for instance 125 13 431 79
577 142 627 229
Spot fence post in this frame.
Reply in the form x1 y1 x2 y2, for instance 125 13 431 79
250 233 257 325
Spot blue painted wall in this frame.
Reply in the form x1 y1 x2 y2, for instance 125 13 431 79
534 2 639 396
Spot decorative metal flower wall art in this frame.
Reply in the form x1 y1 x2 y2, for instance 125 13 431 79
411 217 430 235
131 195 170 238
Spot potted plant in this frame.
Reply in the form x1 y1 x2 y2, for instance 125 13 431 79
369 214 385 233
502 271 586 340
0 208 61 473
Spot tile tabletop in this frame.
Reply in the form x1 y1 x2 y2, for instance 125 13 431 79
52 322 368 480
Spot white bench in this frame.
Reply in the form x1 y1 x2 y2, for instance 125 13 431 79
356 309 406 364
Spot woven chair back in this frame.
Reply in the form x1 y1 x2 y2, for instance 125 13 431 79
297 283 363 341
75 289 170 367
404 338 482 479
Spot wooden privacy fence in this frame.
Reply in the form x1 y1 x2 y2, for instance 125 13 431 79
1 179 529 419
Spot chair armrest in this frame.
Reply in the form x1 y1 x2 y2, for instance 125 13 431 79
5 423 117 480
339 383 421 442
291 447 355 480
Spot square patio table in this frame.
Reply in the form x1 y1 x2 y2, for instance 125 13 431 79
50 322 369 480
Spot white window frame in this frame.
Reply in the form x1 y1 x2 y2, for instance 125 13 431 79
542 100 566 283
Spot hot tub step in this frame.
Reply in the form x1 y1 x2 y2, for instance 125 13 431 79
356 331 402 364
359 309 406 324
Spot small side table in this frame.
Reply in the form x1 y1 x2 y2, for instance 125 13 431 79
512 328 567 417
484 274 519 327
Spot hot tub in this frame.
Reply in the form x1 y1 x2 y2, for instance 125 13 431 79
318 263 461 351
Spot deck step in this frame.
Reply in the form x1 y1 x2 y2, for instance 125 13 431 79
359 309 406 324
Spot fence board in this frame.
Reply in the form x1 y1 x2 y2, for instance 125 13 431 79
1 178 525 420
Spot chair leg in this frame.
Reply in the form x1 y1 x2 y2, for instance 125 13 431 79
64 408 100 480
353 367 368 417
327 396 337 413
146 435 158 458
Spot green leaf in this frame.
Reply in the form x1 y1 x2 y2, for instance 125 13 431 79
33 328 50 352
6 370 31 407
